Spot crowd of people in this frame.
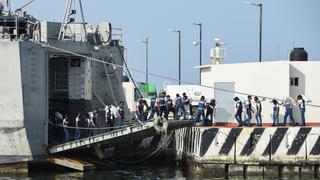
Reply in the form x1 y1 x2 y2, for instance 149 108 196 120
51 92 308 144
135 92 216 126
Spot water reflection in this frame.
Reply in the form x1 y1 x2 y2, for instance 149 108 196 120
1 165 318 180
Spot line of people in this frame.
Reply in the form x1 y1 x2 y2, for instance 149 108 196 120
233 94 308 127
135 92 195 123
53 101 127 143
134 92 218 126
52 93 308 143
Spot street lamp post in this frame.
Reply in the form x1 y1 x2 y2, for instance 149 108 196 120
168 29 181 85
245 2 263 62
189 22 202 84
138 37 149 84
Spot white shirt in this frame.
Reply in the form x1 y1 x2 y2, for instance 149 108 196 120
105 106 113 119
88 112 96 127
88 111 97 119
297 99 306 109
75 116 80 128
143 104 148 113
62 118 68 127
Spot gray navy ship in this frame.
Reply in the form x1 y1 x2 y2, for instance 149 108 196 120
0 0 128 166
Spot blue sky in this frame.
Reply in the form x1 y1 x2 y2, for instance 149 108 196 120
11 0 320 90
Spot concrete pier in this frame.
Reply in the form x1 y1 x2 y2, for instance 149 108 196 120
171 126 320 178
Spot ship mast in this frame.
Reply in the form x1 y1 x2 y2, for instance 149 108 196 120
58 0 87 41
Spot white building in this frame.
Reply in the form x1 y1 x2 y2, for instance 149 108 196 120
197 61 320 126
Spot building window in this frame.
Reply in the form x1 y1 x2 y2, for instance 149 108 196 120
290 77 299 86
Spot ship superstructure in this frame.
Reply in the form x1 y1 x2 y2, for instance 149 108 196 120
0 0 126 164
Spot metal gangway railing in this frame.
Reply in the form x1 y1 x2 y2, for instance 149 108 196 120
48 119 192 154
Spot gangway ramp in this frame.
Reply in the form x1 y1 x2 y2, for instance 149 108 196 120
49 120 192 154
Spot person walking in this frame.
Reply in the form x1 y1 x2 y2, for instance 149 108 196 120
254 96 262 126
182 92 190 119
189 98 194 117
149 95 159 120
272 99 280 126
165 95 175 120
117 101 125 127
206 99 216 126
136 98 144 122
141 100 149 122
193 96 206 126
175 94 186 120
244 95 253 127
88 109 98 136
74 113 81 140
62 114 70 143
283 97 295 126
234 97 243 126
158 93 166 118
297 95 306 126
105 103 115 132
54 112 63 142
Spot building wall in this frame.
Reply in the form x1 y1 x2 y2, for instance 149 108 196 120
200 61 290 125
174 126 320 165
290 61 320 125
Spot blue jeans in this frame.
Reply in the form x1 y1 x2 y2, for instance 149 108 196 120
235 113 242 125
75 129 81 140
184 104 190 118
119 115 125 127
284 108 295 126
300 108 306 126
159 106 166 118
255 111 262 125
88 124 94 137
273 113 279 126
149 107 159 120
140 113 148 122
64 128 69 143
194 110 206 126
244 111 252 125
175 104 186 120
107 118 114 132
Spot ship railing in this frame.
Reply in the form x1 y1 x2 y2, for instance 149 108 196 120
111 27 122 45
48 118 154 146
0 18 29 41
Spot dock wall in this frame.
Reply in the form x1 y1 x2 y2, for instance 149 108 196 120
172 126 320 177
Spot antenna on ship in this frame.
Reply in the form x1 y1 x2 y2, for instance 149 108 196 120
6 0 10 13
58 0 87 41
